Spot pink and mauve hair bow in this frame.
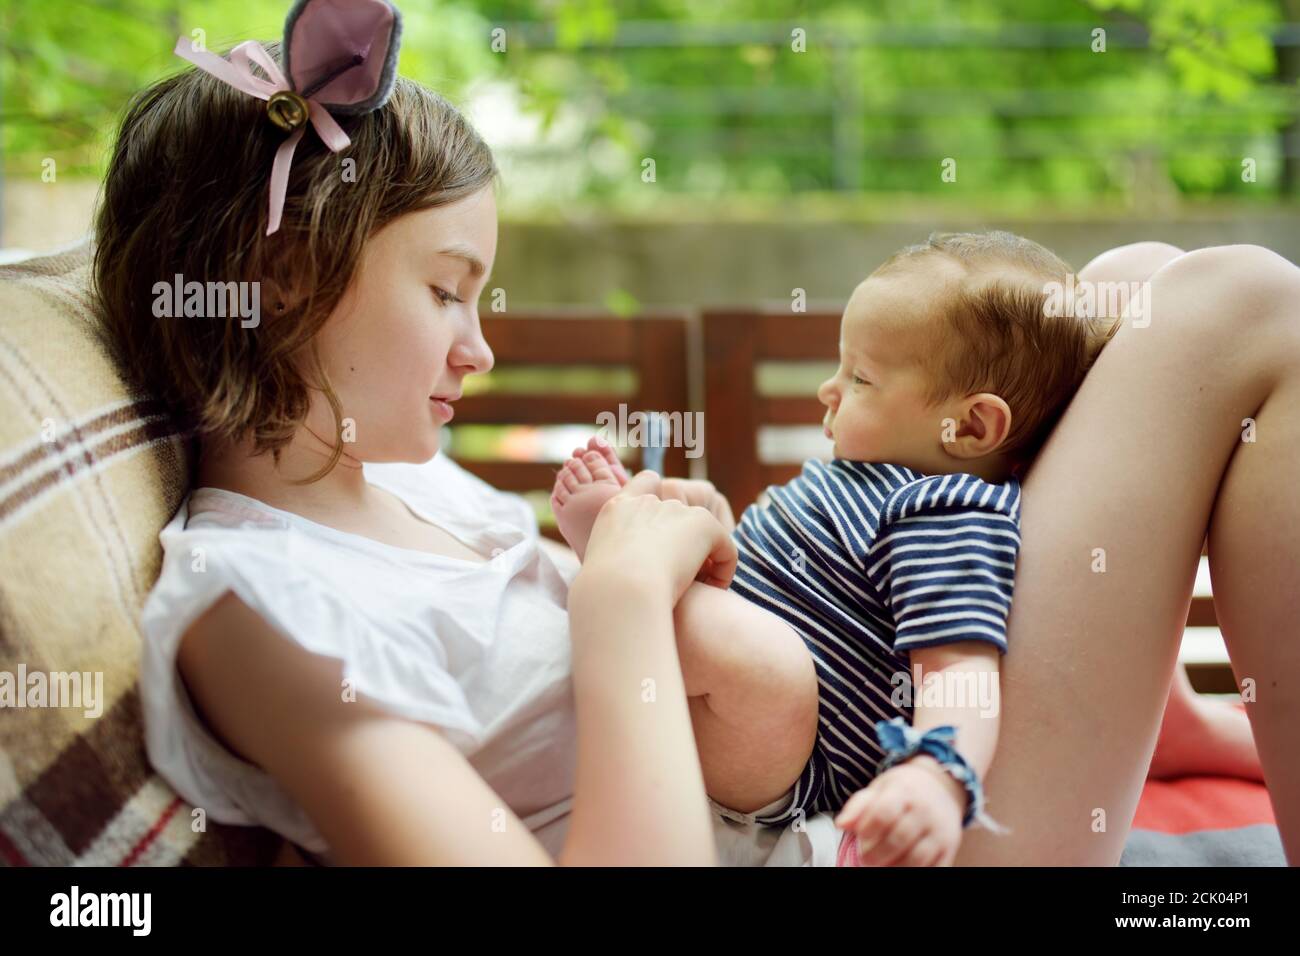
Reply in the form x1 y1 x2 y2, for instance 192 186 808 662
173 0 404 235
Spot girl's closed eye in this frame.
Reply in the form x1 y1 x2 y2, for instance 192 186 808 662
431 286 465 306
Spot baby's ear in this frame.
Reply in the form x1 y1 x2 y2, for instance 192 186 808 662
950 393 1013 458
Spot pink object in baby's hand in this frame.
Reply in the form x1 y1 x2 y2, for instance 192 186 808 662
837 830 861 867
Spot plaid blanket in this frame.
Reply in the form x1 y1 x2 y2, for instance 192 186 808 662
0 242 285 866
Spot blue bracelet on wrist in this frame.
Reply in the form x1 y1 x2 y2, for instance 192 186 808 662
873 717 1009 834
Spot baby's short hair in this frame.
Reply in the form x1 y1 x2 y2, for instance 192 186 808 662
875 230 1119 472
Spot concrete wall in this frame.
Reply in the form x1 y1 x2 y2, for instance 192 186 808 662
5 179 1296 308
490 212 1300 310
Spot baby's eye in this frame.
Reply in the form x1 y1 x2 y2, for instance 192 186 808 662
851 374 870 386
431 286 464 306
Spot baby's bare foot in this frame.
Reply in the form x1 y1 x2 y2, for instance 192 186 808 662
550 437 633 560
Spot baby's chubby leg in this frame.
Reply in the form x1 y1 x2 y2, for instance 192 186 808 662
550 440 819 814
674 582 820 814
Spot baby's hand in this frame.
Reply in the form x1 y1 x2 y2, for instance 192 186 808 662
835 756 966 866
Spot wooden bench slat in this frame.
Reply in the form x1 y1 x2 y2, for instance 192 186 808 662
456 460 558 492
481 313 689 364
756 313 841 359
451 313 692 486
759 396 824 426
455 393 631 425
480 316 637 364
1185 664 1238 694
1187 596 1218 627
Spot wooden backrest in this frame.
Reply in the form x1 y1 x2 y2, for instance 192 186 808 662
703 308 841 516
450 312 692 535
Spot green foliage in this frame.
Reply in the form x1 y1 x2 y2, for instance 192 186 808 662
2 0 1296 205
0 0 498 176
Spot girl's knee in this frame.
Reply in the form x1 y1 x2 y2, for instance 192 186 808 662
1149 244 1300 342
1159 244 1299 294
1080 241 1186 284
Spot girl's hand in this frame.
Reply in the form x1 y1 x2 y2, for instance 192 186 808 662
658 478 737 533
579 470 738 602
834 757 966 866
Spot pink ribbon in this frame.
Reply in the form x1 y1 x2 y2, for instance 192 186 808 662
173 36 351 235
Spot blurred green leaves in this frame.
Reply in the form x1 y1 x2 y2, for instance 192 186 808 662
2 0 1296 206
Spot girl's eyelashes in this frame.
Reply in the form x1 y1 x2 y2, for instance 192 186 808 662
431 286 465 306
852 373 870 386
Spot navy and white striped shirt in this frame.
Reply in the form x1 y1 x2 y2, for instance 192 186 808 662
729 458 1022 816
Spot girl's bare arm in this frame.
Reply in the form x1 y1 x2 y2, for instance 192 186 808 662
178 592 556 865
177 475 731 865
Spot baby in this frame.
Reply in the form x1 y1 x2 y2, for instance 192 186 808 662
550 231 1117 865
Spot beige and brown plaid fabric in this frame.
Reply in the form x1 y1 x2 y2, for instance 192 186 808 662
0 241 285 866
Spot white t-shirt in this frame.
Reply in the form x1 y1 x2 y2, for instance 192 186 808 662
139 451 841 866
138 453 579 861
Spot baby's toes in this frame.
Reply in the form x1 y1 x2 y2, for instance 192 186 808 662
550 470 572 509
587 435 629 483
568 454 594 485
582 450 623 485
548 463 574 502
550 466 568 500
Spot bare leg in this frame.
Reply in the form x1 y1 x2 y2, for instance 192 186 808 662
952 243 1300 865
1203 350 1300 846
673 582 820 813
1072 242 1263 783
1149 664 1263 781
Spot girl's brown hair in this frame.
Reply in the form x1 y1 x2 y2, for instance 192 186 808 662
93 41 497 484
